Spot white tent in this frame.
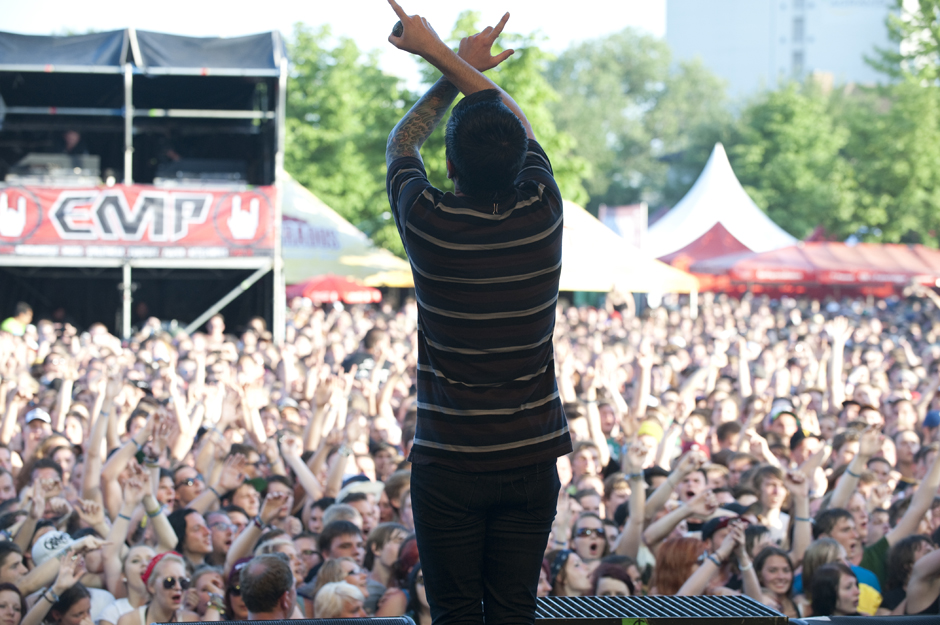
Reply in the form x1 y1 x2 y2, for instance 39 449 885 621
281 175 411 286
561 201 698 294
645 143 796 261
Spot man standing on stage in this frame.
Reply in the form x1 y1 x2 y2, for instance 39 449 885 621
385 2 571 624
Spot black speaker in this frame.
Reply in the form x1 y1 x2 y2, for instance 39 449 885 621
536 595 786 625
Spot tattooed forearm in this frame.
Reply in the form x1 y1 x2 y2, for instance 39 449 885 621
387 76 460 165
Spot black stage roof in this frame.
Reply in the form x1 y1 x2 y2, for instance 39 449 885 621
0 29 286 76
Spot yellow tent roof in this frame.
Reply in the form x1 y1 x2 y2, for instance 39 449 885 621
561 200 699 293
281 175 411 286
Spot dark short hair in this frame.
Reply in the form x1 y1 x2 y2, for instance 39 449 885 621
915 442 940 465
14 303 31 316
222 505 249 518
31 458 63 481
716 421 742 442
311 497 335 513
0 542 22 570
172 465 198 480
266 474 294 491
339 492 368 505
813 508 853 539
590 561 635 596
318 520 362 555
229 443 258 459
239 553 293 613
444 89 528 198
832 429 860 453
363 328 388 350
50 582 90 618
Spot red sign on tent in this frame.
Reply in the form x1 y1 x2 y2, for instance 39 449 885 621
691 242 940 288
286 275 382 305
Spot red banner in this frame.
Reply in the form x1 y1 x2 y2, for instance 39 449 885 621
0 184 275 261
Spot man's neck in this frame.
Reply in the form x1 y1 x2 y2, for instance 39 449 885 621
897 460 915 478
184 550 206 567
249 610 290 621
370 560 393 587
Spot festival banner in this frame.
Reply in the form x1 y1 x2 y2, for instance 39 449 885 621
0 184 275 261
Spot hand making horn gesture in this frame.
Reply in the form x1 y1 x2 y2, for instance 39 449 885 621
387 0 445 57
457 13 514 72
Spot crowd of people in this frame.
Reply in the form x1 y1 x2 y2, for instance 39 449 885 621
0 287 938 624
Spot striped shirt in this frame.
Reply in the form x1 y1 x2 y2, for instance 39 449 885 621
386 140 572 471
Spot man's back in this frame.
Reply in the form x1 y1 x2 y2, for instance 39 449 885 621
384 12 568 624
387 139 572 472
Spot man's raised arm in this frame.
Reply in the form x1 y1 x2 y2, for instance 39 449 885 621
386 1 534 166
386 77 459 165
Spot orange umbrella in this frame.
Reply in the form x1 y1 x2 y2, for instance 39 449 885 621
286 274 382 305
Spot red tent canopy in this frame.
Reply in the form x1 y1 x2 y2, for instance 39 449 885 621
286 274 382 305
658 222 752 270
691 242 940 290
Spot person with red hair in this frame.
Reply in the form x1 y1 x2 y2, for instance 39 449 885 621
649 538 704 596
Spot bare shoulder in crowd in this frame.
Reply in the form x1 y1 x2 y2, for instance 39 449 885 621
0 290 939 621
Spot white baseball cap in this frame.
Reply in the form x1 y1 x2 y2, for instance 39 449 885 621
25 408 52 424
31 530 74 566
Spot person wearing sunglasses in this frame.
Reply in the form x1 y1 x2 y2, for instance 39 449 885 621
116 552 199 625
204 512 235 568
570 513 609 577
223 559 251 621
172 468 205 509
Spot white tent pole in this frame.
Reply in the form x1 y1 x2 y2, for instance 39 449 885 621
123 64 134 184
690 288 699 319
121 262 132 339
184 262 273 336
272 57 288 345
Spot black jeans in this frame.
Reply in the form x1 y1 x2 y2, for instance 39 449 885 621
411 460 560 625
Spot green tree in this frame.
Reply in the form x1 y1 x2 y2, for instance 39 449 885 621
840 82 940 244
284 24 411 256
728 84 857 240
414 11 590 205
869 0 940 83
647 59 735 207
545 29 730 211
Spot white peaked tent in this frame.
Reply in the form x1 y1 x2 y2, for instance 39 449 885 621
646 143 796 261
281 175 412 286
561 201 698 293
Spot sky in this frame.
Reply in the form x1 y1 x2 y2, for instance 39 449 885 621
0 0 667 89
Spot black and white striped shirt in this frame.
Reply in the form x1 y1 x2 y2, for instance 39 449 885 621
386 140 572 471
